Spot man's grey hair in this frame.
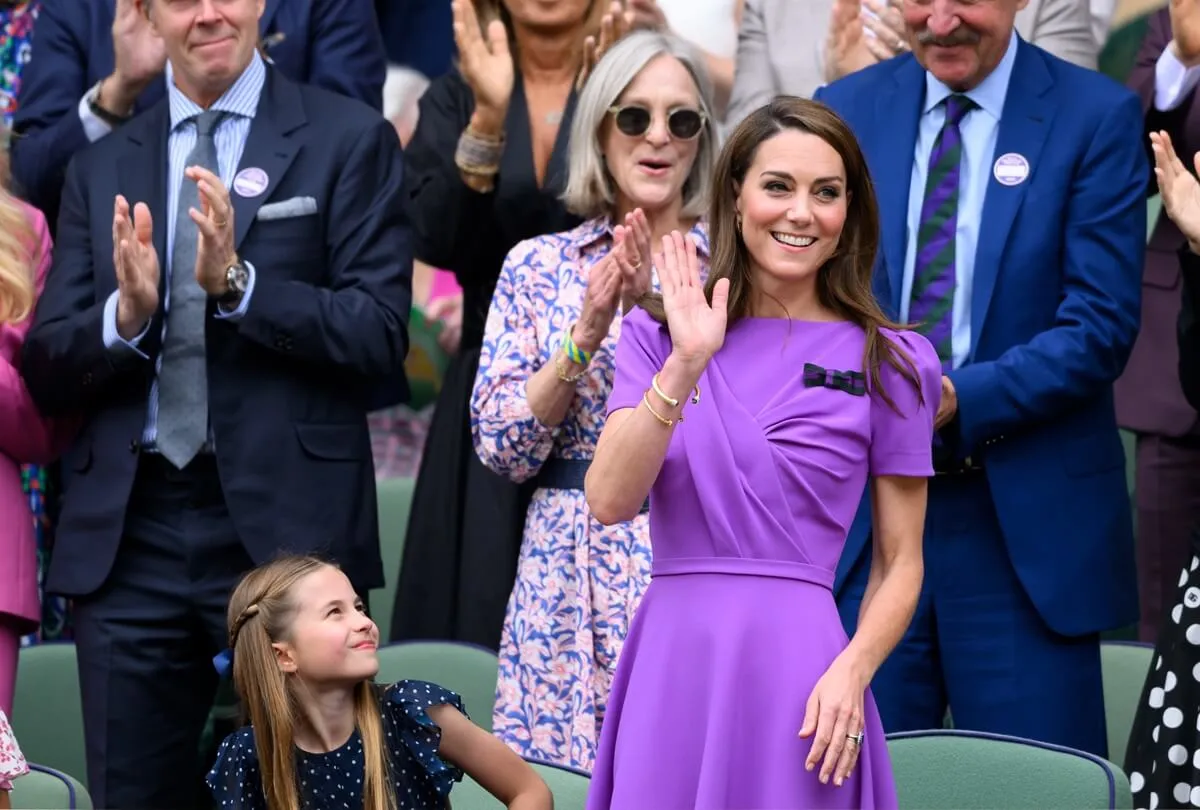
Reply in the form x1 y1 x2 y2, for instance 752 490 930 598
562 30 719 221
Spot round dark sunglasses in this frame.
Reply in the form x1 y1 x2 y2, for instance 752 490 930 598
608 104 706 140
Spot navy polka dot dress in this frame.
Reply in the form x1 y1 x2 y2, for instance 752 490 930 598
206 680 465 809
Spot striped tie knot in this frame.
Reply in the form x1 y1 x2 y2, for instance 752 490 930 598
943 94 975 127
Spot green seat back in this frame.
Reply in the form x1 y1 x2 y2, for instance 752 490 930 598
370 475 416 642
8 764 92 810
12 644 87 792
374 641 499 733
405 307 449 412
888 730 1132 809
1101 641 1155 767
452 758 590 809
1099 13 1152 83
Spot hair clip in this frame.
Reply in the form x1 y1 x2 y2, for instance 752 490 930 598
802 363 867 397
213 648 234 679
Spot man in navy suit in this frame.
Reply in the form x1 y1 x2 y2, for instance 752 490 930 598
21 0 409 804
11 0 385 233
816 0 1144 757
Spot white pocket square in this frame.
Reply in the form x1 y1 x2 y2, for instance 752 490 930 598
256 196 317 221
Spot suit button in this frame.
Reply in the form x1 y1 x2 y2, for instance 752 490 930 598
82 372 93 386
129 439 140 454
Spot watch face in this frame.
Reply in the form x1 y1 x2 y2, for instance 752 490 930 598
227 264 248 293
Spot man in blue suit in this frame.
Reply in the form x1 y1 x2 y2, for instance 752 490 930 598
21 0 409 804
11 0 385 233
816 0 1144 757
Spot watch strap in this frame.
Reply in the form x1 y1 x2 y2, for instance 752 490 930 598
87 81 132 127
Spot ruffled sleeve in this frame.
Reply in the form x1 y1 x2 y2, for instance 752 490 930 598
206 728 267 810
382 680 466 799
868 329 941 477
0 708 28 792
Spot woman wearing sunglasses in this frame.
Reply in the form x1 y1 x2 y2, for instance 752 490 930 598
470 30 718 771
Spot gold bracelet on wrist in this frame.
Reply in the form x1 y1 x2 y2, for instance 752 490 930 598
555 351 587 383
650 372 701 409
642 391 675 426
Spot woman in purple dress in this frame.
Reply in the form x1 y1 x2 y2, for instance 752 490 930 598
584 97 939 808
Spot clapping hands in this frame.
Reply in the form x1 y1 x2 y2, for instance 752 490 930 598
1151 130 1200 255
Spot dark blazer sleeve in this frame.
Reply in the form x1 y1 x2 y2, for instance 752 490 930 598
307 0 387 111
22 155 151 417
402 71 502 284
10 0 95 221
1180 249 1200 409
234 117 411 377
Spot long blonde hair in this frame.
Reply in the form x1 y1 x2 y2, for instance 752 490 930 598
227 556 396 810
0 142 38 325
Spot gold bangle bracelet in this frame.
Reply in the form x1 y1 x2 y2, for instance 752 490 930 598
642 391 676 426
651 373 701 408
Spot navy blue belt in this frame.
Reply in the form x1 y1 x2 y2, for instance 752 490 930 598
536 458 650 515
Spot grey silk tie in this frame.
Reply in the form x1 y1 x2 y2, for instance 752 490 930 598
156 109 226 469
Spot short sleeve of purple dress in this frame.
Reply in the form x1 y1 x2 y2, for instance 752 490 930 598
590 308 940 810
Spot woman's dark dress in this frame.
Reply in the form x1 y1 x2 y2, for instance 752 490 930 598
1126 251 1200 809
389 70 581 648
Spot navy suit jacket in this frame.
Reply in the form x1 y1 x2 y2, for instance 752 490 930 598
22 67 411 598
815 40 1144 637
11 0 386 232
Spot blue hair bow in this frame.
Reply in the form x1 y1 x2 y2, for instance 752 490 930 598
213 648 234 679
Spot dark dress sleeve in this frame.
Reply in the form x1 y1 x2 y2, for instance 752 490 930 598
382 680 467 801
402 71 503 285
1178 249 1200 410
206 728 268 810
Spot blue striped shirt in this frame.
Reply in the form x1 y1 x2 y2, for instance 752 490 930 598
102 54 265 450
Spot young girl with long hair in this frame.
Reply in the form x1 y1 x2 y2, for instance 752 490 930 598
207 555 552 809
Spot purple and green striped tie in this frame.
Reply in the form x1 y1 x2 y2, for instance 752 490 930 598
910 93 975 370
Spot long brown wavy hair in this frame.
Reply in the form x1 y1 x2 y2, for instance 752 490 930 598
640 96 923 411
227 556 396 810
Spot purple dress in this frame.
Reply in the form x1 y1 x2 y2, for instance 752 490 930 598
587 308 940 809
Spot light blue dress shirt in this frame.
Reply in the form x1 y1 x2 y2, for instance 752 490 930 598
899 32 1018 369
102 54 264 449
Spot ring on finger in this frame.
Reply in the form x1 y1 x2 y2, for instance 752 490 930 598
214 219 228 228
846 731 864 746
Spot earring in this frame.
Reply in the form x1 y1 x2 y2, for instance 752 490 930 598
735 213 743 234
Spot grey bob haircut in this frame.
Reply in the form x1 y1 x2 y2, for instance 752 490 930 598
562 30 719 220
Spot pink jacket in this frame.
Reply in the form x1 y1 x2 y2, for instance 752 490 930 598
0 204 74 632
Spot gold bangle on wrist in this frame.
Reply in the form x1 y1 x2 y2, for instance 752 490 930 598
650 372 701 408
642 390 675 426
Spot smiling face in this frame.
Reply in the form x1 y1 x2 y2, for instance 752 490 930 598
600 54 704 220
147 0 265 106
734 129 848 308
903 0 1023 91
272 566 379 686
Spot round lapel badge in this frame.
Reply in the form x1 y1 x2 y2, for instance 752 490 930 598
992 153 1030 187
232 167 269 198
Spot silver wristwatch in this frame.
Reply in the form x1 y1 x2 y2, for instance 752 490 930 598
220 261 249 305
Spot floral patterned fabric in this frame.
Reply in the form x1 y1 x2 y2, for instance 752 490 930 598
0 706 26 792
471 217 709 770
0 1 36 131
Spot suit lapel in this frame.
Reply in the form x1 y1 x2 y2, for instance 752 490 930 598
971 40 1053 347
873 58 925 317
231 68 305 250
117 103 171 293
